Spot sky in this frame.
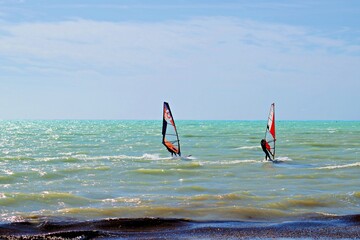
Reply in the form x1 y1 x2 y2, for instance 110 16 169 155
0 0 359 120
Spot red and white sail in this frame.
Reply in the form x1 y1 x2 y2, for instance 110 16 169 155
162 102 181 156
265 103 276 158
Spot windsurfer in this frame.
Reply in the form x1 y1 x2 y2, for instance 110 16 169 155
261 139 272 161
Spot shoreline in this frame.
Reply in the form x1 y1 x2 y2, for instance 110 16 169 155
1 215 360 239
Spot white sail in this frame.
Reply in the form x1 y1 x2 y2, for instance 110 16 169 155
265 103 276 158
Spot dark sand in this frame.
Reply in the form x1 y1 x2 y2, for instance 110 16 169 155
1 214 360 239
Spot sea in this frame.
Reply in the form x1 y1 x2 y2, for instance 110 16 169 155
0 120 359 228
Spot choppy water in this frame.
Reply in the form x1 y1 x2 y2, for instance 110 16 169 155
1 120 359 223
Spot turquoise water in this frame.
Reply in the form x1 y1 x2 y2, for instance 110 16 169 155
0 120 359 223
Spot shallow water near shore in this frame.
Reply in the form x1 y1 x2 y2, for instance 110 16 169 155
0 120 359 226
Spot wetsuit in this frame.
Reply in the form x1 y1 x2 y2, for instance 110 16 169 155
261 139 272 161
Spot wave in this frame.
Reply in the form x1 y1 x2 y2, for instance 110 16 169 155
101 197 142 204
177 162 203 168
353 192 360 198
179 192 263 202
59 165 110 175
0 156 35 161
9 205 294 222
266 197 332 210
108 153 170 161
0 192 93 207
62 153 166 161
303 142 340 148
176 186 209 193
317 162 360 170
265 191 360 212
235 146 259 150
134 168 170 175
10 153 171 163
0 175 15 184
134 167 199 176
205 159 259 165
275 156 293 162
136 153 168 161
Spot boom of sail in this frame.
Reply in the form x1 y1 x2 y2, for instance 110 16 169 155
162 102 181 156
265 103 276 159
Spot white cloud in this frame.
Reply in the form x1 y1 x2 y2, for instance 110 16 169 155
0 17 359 119
0 17 356 65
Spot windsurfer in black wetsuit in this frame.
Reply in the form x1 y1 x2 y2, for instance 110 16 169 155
261 139 272 161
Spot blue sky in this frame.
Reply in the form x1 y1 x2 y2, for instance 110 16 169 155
0 0 359 120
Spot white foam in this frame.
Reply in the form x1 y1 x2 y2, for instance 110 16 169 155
101 197 141 204
327 128 337 133
140 153 166 160
109 153 169 161
206 159 259 165
275 156 293 162
235 146 260 150
3 169 14 175
41 154 168 161
317 162 360 170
